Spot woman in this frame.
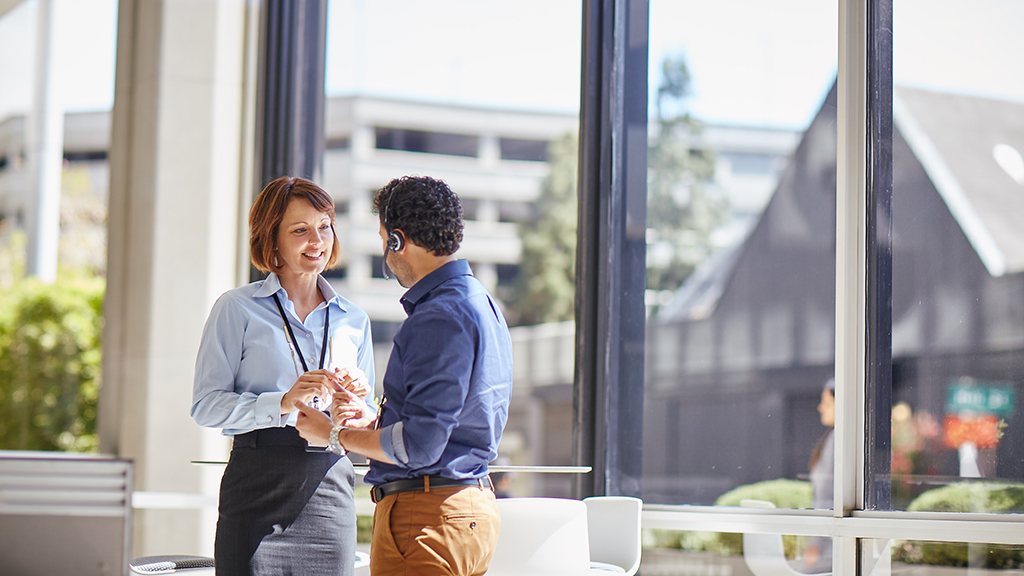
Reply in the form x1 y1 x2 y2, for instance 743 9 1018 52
804 377 835 573
192 176 373 575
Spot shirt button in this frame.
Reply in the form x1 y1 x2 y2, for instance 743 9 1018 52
306 333 311 338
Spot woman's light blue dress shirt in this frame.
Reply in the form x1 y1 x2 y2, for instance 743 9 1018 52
192 273 374 436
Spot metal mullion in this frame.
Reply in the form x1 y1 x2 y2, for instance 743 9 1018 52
865 0 894 514
837 0 869 572
573 0 647 499
642 508 1024 545
836 0 868 518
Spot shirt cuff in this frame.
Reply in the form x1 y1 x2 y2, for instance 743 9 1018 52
255 391 286 427
378 422 409 466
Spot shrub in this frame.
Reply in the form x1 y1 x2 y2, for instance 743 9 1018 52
644 479 812 557
0 277 104 452
714 478 813 509
894 483 1024 568
713 479 813 557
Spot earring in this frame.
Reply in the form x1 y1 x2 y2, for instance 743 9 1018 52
273 254 279 267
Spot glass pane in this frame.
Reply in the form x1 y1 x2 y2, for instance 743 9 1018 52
0 0 116 452
644 527 835 575
887 538 1024 573
323 0 581 496
875 0 1024 511
642 0 838 506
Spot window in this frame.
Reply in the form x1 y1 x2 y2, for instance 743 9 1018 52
323 3 582 472
499 137 548 162
641 0 838 507
374 127 478 157
580 0 1024 573
871 0 1024 514
325 136 350 150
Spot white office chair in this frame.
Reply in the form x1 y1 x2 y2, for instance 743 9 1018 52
740 499 830 576
584 496 643 575
487 497 591 576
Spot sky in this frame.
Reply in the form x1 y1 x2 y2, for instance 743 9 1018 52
0 0 117 120
1 0 1023 130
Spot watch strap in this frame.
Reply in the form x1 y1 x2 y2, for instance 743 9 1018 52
328 425 346 455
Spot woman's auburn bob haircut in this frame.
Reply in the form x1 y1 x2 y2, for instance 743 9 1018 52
249 176 341 273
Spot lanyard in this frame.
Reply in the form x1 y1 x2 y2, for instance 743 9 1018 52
272 293 329 373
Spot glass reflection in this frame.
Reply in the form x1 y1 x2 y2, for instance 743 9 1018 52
643 0 838 506
642 527 835 576
890 539 1024 573
879 0 1024 511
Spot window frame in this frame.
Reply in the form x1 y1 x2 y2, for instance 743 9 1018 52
576 0 1024 570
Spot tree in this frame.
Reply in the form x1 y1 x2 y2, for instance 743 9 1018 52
646 52 728 293
508 53 727 323
508 131 578 326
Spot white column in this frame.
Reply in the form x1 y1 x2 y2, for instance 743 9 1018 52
101 0 253 558
478 133 500 170
25 0 61 283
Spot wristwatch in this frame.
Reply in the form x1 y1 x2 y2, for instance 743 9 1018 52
328 425 346 456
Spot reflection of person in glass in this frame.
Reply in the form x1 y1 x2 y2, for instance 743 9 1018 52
191 177 374 575
804 377 835 573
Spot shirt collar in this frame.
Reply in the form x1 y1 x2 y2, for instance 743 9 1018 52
400 259 471 315
252 272 347 312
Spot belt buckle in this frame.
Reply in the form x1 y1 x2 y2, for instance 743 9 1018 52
371 486 383 504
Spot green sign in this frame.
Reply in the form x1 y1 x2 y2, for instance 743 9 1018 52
946 382 1016 416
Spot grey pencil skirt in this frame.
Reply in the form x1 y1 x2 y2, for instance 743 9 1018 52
215 426 356 576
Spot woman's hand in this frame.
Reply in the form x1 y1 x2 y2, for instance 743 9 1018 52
331 389 376 429
332 367 371 399
280 369 339 414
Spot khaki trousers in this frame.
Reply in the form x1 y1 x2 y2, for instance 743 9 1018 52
370 484 500 576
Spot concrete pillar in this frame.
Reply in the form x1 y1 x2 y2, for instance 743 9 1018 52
100 0 253 558
479 133 499 170
25 0 61 282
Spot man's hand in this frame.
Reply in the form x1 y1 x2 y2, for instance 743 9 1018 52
331 389 376 429
293 400 334 445
332 367 371 399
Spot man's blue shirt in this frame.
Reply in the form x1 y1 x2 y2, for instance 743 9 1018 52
365 260 513 485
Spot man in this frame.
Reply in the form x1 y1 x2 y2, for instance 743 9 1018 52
295 175 513 576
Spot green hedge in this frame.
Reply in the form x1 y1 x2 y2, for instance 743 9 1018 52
644 479 812 557
0 277 104 452
894 482 1024 568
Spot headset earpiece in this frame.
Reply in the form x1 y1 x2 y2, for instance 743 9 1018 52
387 230 405 252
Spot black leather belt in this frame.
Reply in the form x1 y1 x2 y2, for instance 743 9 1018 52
232 427 307 449
370 475 493 503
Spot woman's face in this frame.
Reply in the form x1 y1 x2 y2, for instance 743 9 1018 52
818 389 836 428
275 197 334 278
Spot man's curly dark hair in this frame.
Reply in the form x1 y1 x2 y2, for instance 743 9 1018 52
372 175 463 256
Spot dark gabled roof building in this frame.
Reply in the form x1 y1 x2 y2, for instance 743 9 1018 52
644 83 1024 505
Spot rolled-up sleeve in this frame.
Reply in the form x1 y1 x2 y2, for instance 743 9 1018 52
378 311 474 469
